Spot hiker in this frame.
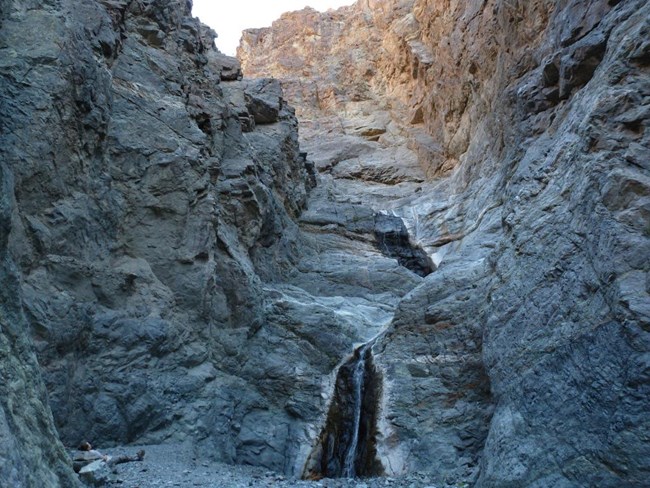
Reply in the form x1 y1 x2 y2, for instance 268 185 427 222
72 441 145 472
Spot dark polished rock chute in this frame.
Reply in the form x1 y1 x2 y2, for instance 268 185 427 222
304 342 384 479
374 213 433 277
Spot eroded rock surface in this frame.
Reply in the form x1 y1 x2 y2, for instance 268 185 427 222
0 165 81 487
241 0 650 486
3 0 316 469
1 0 426 482
1 0 649 485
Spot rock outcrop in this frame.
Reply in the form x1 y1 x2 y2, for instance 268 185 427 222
0 166 81 487
241 0 650 486
1 0 313 478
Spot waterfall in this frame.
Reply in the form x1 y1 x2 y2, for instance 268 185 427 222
303 342 383 479
341 344 370 477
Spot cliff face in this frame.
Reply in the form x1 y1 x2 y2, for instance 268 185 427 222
0 169 81 487
241 0 650 486
2 0 318 478
1 0 648 485
1 0 426 482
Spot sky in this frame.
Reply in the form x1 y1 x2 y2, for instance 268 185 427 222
192 0 356 56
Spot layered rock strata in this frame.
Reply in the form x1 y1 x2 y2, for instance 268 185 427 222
241 0 650 486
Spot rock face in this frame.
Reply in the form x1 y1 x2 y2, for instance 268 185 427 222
1 0 648 486
304 343 384 479
0 167 81 487
1 0 307 475
1 0 422 482
241 0 650 486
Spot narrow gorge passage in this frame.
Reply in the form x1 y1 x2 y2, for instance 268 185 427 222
3 0 647 486
288 128 438 478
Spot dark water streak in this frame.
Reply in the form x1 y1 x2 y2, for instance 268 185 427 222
305 343 384 479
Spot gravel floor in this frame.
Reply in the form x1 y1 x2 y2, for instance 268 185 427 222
94 443 465 488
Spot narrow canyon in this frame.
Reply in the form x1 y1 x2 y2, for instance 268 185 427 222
0 0 648 487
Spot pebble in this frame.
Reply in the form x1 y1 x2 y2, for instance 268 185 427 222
100 443 458 488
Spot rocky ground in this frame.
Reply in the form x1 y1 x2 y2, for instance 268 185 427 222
97 444 455 488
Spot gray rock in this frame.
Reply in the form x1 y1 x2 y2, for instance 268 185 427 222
1 0 649 487
1 0 419 480
209 51 243 81
244 78 284 124
78 460 114 487
1 0 313 474
0 140 80 486
240 0 650 485
374 214 433 277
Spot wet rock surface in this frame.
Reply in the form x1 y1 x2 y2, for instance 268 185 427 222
305 344 384 480
374 214 433 277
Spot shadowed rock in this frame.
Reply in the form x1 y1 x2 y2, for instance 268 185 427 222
374 214 433 277
304 344 384 479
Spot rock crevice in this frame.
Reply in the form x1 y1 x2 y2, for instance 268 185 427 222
304 343 384 480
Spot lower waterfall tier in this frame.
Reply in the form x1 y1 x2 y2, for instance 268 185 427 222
304 344 384 479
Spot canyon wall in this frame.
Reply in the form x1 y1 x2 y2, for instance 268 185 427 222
0 163 81 487
241 0 650 486
1 0 648 485
1 0 425 483
1 0 369 480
